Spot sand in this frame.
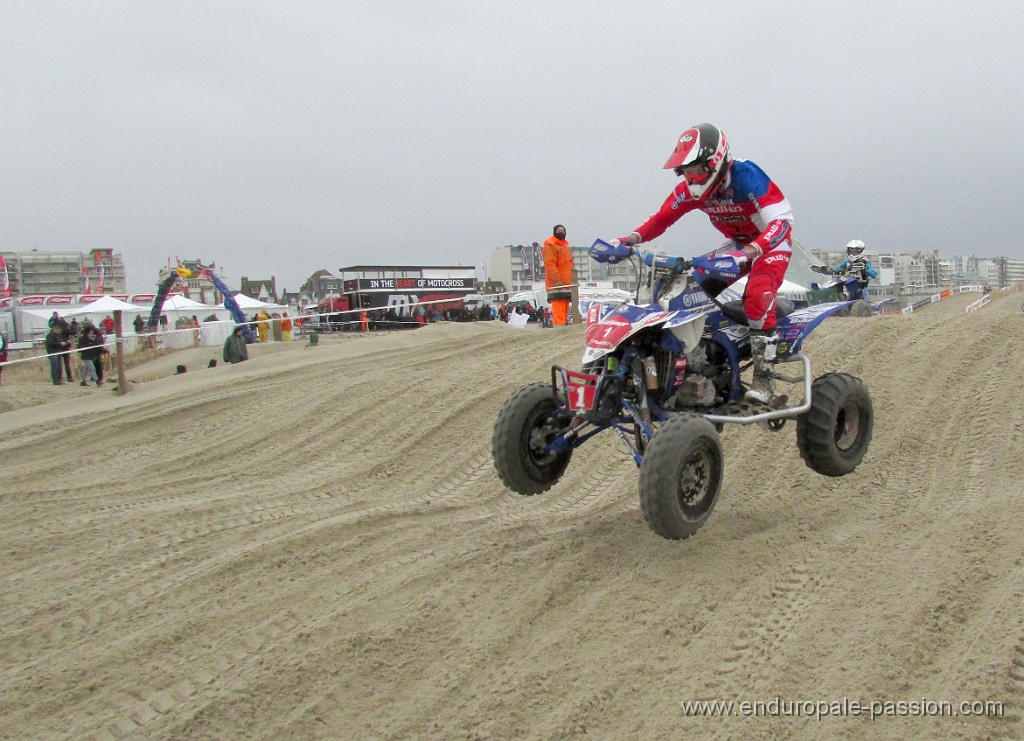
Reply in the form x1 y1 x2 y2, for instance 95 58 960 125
2 293 1024 740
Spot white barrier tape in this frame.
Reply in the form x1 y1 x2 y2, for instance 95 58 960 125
300 287 573 319
965 294 991 313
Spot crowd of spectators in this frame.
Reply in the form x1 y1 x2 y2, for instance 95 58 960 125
311 303 497 332
43 312 110 386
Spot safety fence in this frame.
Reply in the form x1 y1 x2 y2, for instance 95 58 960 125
900 285 983 314
965 294 992 313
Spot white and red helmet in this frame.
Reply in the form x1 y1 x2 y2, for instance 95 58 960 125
663 123 731 200
846 239 866 258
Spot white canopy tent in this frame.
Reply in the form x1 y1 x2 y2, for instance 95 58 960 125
63 295 148 318
228 293 287 313
11 296 147 341
162 294 213 312
724 276 810 302
11 307 65 341
157 295 225 327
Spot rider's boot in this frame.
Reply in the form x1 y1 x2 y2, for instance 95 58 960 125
745 329 778 404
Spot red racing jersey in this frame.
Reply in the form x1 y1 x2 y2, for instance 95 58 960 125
633 159 794 258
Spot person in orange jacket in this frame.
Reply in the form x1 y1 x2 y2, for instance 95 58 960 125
542 225 573 326
280 312 293 342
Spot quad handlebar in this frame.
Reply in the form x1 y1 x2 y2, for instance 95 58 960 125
642 251 691 273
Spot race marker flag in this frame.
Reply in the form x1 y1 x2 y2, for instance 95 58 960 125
0 254 10 298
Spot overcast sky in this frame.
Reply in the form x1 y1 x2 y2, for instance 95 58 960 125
2 1 1022 293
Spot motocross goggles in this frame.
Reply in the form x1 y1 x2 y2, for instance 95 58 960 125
674 160 713 185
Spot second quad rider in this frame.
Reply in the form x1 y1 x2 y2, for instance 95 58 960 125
607 123 794 404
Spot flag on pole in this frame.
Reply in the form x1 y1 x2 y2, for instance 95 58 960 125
0 254 10 298
519 245 533 282
82 267 90 293
97 262 105 293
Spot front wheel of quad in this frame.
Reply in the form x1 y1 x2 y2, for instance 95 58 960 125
639 414 724 540
796 373 873 477
492 383 572 496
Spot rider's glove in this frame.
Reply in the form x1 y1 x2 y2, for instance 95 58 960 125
608 233 639 251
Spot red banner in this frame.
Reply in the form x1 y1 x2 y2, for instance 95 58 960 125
0 254 10 298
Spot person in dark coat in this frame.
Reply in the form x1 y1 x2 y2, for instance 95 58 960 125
77 326 104 386
44 325 69 384
223 325 249 364
0 332 9 385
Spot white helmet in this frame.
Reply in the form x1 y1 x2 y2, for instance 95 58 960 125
846 240 866 258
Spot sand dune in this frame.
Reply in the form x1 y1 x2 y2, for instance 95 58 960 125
2 293 1024 740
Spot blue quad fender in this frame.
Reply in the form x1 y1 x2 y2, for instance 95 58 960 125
774 301 855 358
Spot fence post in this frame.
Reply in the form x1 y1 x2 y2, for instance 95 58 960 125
114 309 129 395
570 266 581 325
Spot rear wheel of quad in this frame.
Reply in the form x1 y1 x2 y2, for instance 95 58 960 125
639 414 724 540
492 383 572 495
796 373 873 476
849 300 873 317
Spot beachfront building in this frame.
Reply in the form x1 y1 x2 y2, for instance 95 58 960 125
240 276 278 304
0 248 126 296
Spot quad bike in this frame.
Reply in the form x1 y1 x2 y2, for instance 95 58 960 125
809 265 893 317
492 240 874 540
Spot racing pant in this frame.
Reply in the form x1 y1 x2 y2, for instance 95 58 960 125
741 244 792 331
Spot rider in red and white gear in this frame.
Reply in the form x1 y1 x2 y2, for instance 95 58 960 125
608 123 795 402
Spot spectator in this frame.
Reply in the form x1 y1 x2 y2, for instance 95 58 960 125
101 314 115 334
132 314 145 333
257 310 270 342
69 317 80 338
93 329 109 386
77 325 104 386
223 325 249 364
47 313 73 380
271 313 283 342
281 312 293 342
543 225 573 326
159 313 169 331
0 331 8 385
44 324 68 385
59 321 75 381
